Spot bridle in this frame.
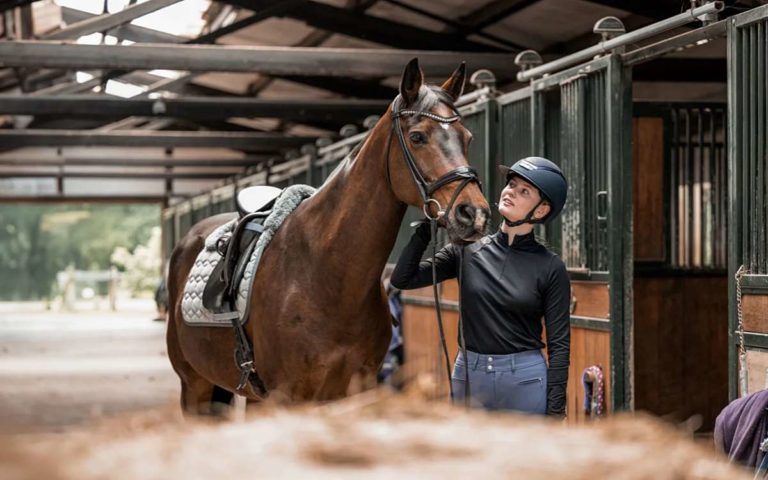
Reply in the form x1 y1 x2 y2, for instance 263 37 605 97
388 95 482 221
387 93 480 406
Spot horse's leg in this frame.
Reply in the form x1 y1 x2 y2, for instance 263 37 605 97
166 314 221 417
347 367 380 396
210 385 235 415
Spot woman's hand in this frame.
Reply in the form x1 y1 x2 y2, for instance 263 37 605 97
410 218 432 243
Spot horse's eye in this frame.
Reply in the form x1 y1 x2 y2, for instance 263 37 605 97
409 132 427 145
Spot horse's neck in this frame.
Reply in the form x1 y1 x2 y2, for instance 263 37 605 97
302 124 405 286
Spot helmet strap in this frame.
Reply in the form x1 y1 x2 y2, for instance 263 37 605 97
502 199 544 228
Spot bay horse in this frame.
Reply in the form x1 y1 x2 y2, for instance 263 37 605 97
166 58 491 415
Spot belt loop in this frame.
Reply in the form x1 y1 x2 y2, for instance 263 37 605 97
510 353 516 370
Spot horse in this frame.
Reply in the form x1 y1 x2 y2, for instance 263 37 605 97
166 58 491 416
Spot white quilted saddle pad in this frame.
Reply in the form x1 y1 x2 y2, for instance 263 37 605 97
181 184 316 327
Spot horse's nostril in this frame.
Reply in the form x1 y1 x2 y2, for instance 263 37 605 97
455 204 475 226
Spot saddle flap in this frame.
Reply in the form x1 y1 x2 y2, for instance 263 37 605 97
237 186 282 216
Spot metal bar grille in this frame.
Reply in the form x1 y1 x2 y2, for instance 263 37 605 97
668 104 728 270
558 71 609 271
178 208 192 239
732 17 768 274
500 97 532 165
162 215 175 260
559 80 583 268
210 198 234 215
464 110 490 191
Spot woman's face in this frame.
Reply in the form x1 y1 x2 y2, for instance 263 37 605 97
498 175 550 223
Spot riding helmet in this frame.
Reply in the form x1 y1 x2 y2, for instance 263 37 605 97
502 157 568 222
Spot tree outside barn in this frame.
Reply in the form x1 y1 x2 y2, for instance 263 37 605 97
0 203 160 302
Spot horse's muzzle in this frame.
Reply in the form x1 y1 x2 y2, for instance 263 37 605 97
453 203 490 242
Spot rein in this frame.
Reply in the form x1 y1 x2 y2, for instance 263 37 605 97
389 95 479 405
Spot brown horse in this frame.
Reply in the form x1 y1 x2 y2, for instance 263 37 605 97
166 59 491 415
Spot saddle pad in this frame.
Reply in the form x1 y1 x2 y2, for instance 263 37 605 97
181 184 316 326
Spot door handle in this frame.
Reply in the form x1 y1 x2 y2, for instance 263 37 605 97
596 191 608 221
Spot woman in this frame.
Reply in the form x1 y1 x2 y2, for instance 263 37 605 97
390 157 570 416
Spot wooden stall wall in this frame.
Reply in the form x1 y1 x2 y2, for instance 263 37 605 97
632 117 666 262
568 280 612 423
743 293 768 394
401 280 459 398
746 348 768 393
632 115 728 432
566 327 610 421
633 276 728 430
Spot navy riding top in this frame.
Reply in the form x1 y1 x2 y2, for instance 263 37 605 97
390 226 571 416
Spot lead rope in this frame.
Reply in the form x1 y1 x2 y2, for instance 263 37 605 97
457 246 470 407
427 219 470 407
431 218 454 400
736 264 748 397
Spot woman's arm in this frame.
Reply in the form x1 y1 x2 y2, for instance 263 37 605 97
390 222 458 290
543 256 571 417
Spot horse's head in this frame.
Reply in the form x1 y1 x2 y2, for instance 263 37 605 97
386 58 490 244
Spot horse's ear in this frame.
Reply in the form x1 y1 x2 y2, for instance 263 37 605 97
441 62 466 101
399 57 423 107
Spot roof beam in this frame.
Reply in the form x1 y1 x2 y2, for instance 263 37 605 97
582 0 679 21
459 0 540 31
0 156 266 167
379 0 527 51
0 95 391 122
1 3 304 95
0 41 516 78
0 0 35 14
60 6 183 44
224 0 506 52
45 0 184 40
275 75 397 99
0 130 315 150
0 171 237 180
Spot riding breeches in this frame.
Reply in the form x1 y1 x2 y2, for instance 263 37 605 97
451 349 547 415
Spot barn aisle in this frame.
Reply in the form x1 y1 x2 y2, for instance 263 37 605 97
0 300 178 433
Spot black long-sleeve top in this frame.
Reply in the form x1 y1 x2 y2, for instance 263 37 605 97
391 226 571 416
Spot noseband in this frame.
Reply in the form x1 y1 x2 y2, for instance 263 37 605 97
389 95 482 220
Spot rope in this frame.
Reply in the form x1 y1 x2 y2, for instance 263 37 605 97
736 264 748 397
431 219 454 401
457 246 470 407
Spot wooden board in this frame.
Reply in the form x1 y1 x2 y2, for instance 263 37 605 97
633 275 728 432
743 294 768 333
746 349 768 394
400 303 459 399
571 281 609 319
632 117 666 261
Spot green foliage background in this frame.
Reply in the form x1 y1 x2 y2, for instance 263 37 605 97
0 203 160 301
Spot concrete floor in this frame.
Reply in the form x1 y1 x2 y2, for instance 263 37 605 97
0 300 180 433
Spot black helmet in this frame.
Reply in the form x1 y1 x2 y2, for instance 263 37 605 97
502 157 567 223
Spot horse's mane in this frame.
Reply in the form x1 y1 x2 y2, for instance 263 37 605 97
424 85 457 112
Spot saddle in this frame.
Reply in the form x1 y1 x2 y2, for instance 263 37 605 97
201 185 282 320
